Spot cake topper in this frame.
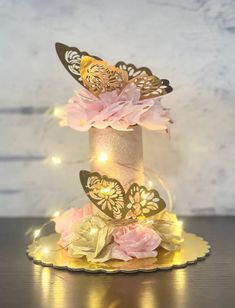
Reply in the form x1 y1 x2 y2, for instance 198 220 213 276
79 170 166 220
55 42 173 100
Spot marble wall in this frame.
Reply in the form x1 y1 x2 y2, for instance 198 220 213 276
0 0 234 216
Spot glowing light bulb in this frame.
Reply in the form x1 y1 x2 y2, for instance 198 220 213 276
53 211 60 217
143 193 148 200
34 229 41 239
147 180 153 189
42 247 49 254
97 152 108 162
178 220 183 228
100 187 111 194
52 107 63 118
89 228 98 235
51 156 62 165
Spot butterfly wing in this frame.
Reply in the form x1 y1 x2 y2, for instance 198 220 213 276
115 61 173 99
55 42 102 87
125 183 166 219
79 56 128 96
79 170 126 219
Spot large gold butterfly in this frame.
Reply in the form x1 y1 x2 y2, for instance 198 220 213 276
80 170 166 220
55 42 173 100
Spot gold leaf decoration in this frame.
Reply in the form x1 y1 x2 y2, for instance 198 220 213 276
27 232 210 273
55 42 173 99
79 170 166 220
55 42 102 87
80 170 126 219
115 61 172 99
125 183 166 219
80 56 128 96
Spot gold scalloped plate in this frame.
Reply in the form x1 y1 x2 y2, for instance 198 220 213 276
26 232 210 273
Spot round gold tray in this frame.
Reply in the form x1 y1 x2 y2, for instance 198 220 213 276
26 232 210 273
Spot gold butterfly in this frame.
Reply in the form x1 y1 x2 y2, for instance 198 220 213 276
80 170 166 220
55 42 173 100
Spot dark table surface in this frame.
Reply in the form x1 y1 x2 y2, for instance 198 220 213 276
0 217 234 308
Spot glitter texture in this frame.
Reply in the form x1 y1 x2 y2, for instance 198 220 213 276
89 126 144 189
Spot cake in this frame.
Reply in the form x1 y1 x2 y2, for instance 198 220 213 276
26 43 210 272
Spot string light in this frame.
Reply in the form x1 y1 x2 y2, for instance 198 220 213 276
51 155 62 165
146 219 154 225
34 229 41 239
100 187 111 194
40 114 173 210
89 228 98 235
147 180 153 189
42 247 49 254
52 107 64 118
143 193 149 200
53 211 60 217
178 220 183 228
97 152 108 162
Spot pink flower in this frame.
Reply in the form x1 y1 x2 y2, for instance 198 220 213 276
111 224 161 261
52 204 93 248
58 84 172 131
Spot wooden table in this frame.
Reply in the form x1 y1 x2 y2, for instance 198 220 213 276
0 217 234 308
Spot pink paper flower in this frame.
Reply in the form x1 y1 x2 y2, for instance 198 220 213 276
52 204 93 248
58 84 172 131
111 223 161 261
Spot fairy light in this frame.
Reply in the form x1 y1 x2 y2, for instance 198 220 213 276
51 155 62 165
42 247 49 254
89 228 98 235
147 180 153 189
97 152 108 162
178 220 183 228
143 193 149 200
52 107 63 118
146 219 154 225
53 211 60 217
34 229 41 239
100 187 111 194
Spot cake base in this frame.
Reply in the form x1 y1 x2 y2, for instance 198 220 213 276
26 232 210 273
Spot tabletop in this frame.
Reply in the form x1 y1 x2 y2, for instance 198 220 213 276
0 217 234 308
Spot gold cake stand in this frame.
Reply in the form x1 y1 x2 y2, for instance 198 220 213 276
26 232 210 273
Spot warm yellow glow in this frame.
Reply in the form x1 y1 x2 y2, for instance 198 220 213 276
42 247 49 254
97 152 108 162
140 283 156 308
87 279 108 308
146 219 154 225
53 211 60 217
100 187 111 194
52 107 63 118
143 193 148 200
137 215 145 221
178 220 183 228
51 156 62 165
174 269 187 302
40 268 51 304
89 228 98 235
79 119 87 126
147 180 153 189
34 229 41 239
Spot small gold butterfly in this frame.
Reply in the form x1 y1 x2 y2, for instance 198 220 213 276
55 42 173 100
80 170 166 220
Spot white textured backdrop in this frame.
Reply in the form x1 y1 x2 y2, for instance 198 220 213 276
0 0 235 216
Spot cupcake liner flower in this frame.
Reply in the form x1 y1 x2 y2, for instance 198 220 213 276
68 215 114 262
52 204 93 248
152 211 184 251
58 84 172 131
111 223 161 261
